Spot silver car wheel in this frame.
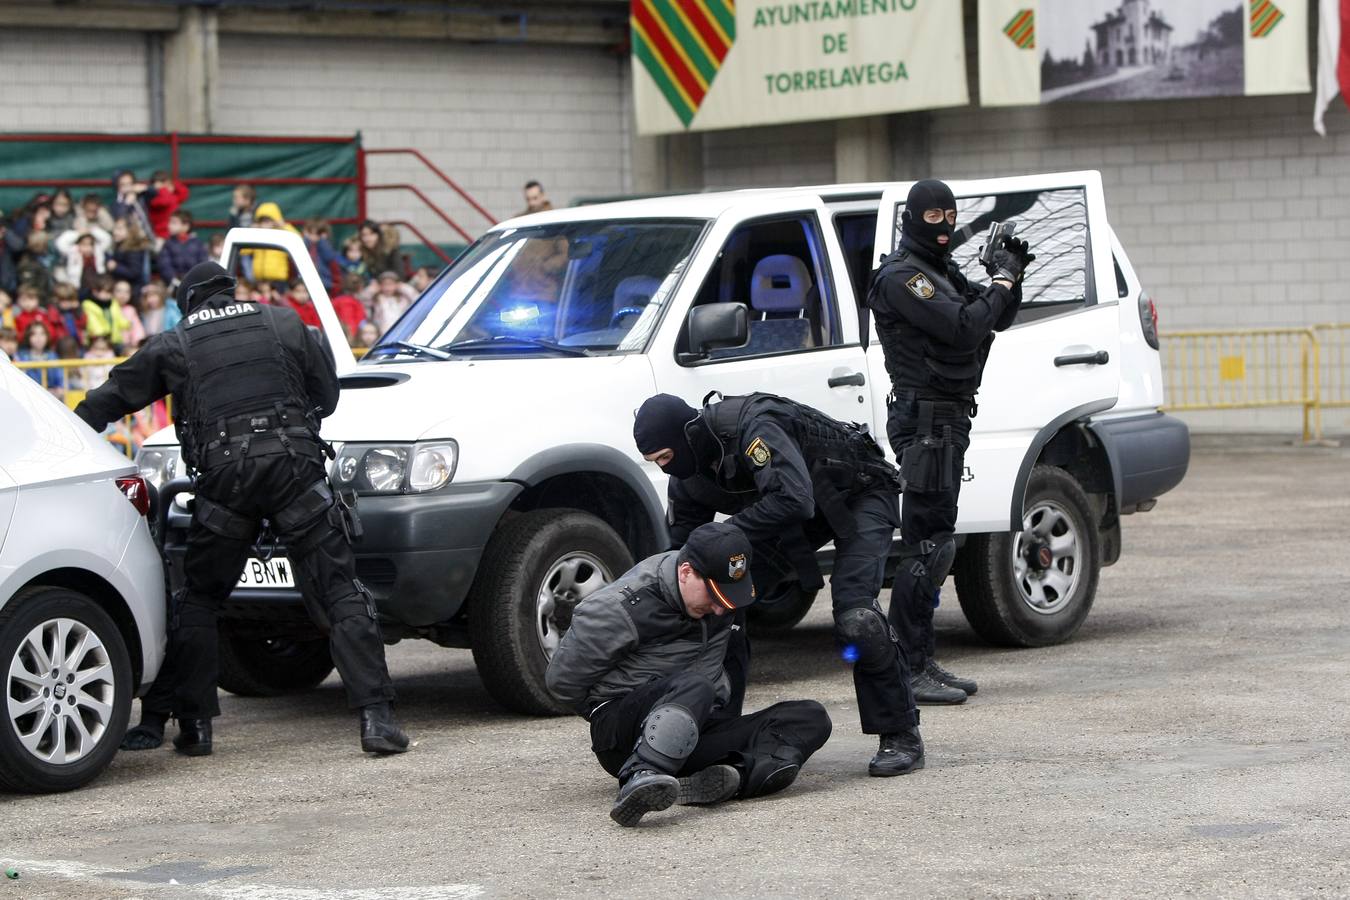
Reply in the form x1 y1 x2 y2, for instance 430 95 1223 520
535 552 613 659
7 617 115 765
1012 500 1082 616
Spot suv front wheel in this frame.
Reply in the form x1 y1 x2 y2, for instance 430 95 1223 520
954 465 1100 647
469 509 634 716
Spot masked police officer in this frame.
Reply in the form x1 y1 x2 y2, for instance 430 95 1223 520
74 261 408 756
867 179 1035 704
633 392 924 777
547 522 832 827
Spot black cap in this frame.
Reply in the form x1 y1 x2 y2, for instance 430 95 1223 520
680 522 756 610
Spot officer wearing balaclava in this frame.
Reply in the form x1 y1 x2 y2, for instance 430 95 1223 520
75 261 410 758
867 179 1035 705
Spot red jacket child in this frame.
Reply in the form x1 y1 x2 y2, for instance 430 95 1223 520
145 172 191 240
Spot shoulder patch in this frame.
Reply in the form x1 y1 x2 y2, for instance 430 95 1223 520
905 273 935 299
745 436 771 467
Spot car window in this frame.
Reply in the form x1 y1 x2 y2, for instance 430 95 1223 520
682 214 843 362
892 187 1093 325
832 211 876 310
378 220 705 356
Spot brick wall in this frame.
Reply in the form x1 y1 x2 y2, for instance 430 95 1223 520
702 123 837 190
216 34 629 245
0 28 150 132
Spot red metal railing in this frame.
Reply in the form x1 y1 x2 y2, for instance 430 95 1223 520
364 147 498 227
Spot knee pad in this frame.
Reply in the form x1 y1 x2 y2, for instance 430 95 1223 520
635 703 700 770
329 580 377 624
835 605 894 670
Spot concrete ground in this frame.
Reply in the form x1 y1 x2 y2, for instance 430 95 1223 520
2 441 1348 899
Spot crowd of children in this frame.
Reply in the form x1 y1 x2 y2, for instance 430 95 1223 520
1 178 426 422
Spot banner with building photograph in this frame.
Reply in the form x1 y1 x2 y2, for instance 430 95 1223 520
631 1 969 135
979 0 1309 106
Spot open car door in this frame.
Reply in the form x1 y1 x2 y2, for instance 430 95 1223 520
219 228 357 374
870 171 1122 531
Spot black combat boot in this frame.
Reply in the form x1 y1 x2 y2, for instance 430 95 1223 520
911 668 968 705
868 728 925 777
172 718 213 757
120 712 168 751
676 764 741 806
926 659 978 696
360 702 410 754
610 769 680 826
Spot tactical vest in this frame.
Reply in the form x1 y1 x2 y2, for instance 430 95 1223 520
867 248 987 399
176 301 314 470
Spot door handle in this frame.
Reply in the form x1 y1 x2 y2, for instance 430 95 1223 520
1054 350 1110 367
828 372 866 388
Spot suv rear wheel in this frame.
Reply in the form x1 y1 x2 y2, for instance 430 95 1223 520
0 587 133 793
747 578 817 630
469 509 633 716
954 465 1100 647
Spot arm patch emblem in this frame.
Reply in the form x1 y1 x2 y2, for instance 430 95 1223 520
906 273 936 299
745 437 771 467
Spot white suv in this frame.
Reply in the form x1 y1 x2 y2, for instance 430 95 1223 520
141 170 1188 717
1 358 165 792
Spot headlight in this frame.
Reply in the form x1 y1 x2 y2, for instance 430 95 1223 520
135 447 181 491
331 441 457 495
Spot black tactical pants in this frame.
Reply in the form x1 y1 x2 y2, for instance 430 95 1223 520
148 452 395 719
590 672 832 798
829 488 920 733
886 394 973 673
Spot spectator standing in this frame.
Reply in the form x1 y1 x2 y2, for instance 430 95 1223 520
76 193 115 233
47 189 77 235
358 220 402 277
363 270 417 335
107 217 154 293
228 183 256 229
282 279 322 328
49 284 87 345
111 171 153 236
138 282 181 336
331 272 369 339
15 320 63 395
113 278 146 349
82 273 132 353
145 170 190 240
156 210 208 285
520 180 554 216
302 219 342 291
242 202 299 284
54 226 113 290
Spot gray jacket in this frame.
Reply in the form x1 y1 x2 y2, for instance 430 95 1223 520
545 551 734 717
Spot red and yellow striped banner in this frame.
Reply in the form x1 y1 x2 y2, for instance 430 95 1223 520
1250 0 1284 37
1003 8 1035 50
631 0 736 126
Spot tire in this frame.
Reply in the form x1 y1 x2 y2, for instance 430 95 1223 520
216 625 334 697
469 509 633 716
953 465 1100 647
747 579 817 630
0 587 133 793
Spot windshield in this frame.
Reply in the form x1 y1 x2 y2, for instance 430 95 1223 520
373 219 706 357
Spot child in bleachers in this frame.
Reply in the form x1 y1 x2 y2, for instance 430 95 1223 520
0 289 13 332
208 232 225 261
55 334 85 390
111 170 152 237
337 236 369 282
108 217 154 293
145 170 190 241
138 282 180 336
362 270 417 335
48 189 76 235
50 284 86 345
82 274 132 353
410 265 434 294
17 232 56 298
13 285 45 338
113 278 145 350
54 226 112 290
252 280 280 306
234 280 255 302
83 334 116 390
331 271 369 340
354 320 379 350
0 327 17 361
16 320 63 395
282 278 321 328
302 219 341 292
229 183 256 229
76 192 115 233
156 210 208 285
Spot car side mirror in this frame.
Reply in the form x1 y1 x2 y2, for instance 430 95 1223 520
681 303 748 363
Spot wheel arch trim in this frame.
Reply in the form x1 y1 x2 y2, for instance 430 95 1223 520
1008 400 1118 528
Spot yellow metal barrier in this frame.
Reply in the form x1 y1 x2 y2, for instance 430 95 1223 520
1310 324 1350 440
10 356 169 457
1161 328 1321 441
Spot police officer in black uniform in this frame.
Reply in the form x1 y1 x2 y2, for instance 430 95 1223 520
74 261 408 756
867 179 1035 704
633 391 923 777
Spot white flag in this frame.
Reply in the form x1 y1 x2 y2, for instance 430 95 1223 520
1314 0 1347 135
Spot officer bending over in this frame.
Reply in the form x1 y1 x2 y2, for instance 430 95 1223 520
74 261 408 756
546 522 831 827
633 392 923 777
868 179 1035 704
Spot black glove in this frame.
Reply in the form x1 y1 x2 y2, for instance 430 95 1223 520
984 235 1036 284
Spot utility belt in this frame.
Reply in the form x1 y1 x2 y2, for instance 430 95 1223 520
199 406 328 473
888 388 977 420
807 424 904 539
896 398 959 495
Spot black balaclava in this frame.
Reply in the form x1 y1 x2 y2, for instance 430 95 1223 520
176 261 237 315
900 178 957 262
634 394 701 479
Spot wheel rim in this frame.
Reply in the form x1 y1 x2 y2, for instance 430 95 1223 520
535 552 614 660
7 617 115 765
1012 500 1082 616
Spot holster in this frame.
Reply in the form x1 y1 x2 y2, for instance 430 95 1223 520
899 401 954 494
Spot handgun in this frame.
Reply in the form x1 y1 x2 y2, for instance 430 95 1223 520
978 221 1018 268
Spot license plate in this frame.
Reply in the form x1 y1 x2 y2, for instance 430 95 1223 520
237 557 297 589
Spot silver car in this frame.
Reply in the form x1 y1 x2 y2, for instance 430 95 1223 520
0 359 165 793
